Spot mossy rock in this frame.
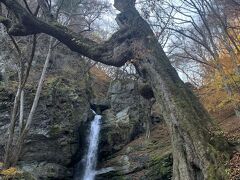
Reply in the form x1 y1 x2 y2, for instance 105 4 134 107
49 125 62 136
0 168 36 180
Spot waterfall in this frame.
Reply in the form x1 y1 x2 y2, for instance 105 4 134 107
82 111 102 180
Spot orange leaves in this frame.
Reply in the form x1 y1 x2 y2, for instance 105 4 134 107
199 52 240 113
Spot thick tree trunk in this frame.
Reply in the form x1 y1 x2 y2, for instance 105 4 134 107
133 37 229 179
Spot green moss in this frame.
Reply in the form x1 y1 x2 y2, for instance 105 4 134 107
0 81 4 87
97 171 126 180
49 125 61 135
209 131 230 153
205 143 230 180
148 153 173 179
0 16 6 21
21 172 36 180
207 164 229 180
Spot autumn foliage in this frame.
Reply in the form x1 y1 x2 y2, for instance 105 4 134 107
199 54 240 114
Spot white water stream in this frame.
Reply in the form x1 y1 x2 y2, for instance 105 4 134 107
82 111 102 180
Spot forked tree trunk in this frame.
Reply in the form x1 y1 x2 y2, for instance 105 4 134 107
4 38 53 167
10 37 54 166
111 2 230 178
132 36 230 179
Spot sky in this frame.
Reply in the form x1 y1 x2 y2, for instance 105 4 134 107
94 0 118 37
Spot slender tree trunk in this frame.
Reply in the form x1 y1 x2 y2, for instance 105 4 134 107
0 3 4 35
145 106 151 139
11 37 53 166
18 90 24 135
3 37 24 167
4 37 53 167
4 35 37 168
2 68 8 86
4 85 22 167
145 99 154 139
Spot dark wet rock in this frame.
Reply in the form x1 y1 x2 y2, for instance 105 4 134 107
139 83 154 100
90 98 110 113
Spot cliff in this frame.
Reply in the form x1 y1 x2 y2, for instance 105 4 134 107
0 69 174 180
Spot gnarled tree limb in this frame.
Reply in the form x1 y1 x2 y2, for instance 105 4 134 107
0 0 139 67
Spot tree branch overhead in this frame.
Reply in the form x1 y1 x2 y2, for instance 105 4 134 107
0 0 137 67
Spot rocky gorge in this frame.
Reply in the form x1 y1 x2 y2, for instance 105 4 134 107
0 65 173 179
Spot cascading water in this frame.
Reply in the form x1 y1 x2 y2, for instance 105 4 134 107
81 111 102 180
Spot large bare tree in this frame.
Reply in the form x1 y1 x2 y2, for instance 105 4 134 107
0 0 230 179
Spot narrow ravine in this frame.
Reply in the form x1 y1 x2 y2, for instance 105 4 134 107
81 111 102 180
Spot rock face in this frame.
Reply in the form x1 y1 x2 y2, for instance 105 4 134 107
97 122 172 180
0 77 92 180
0 34 172 179
0 75 172 180
99 79 149 158
95 79 172 179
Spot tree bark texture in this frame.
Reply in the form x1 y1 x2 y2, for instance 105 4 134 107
132 38 229 180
